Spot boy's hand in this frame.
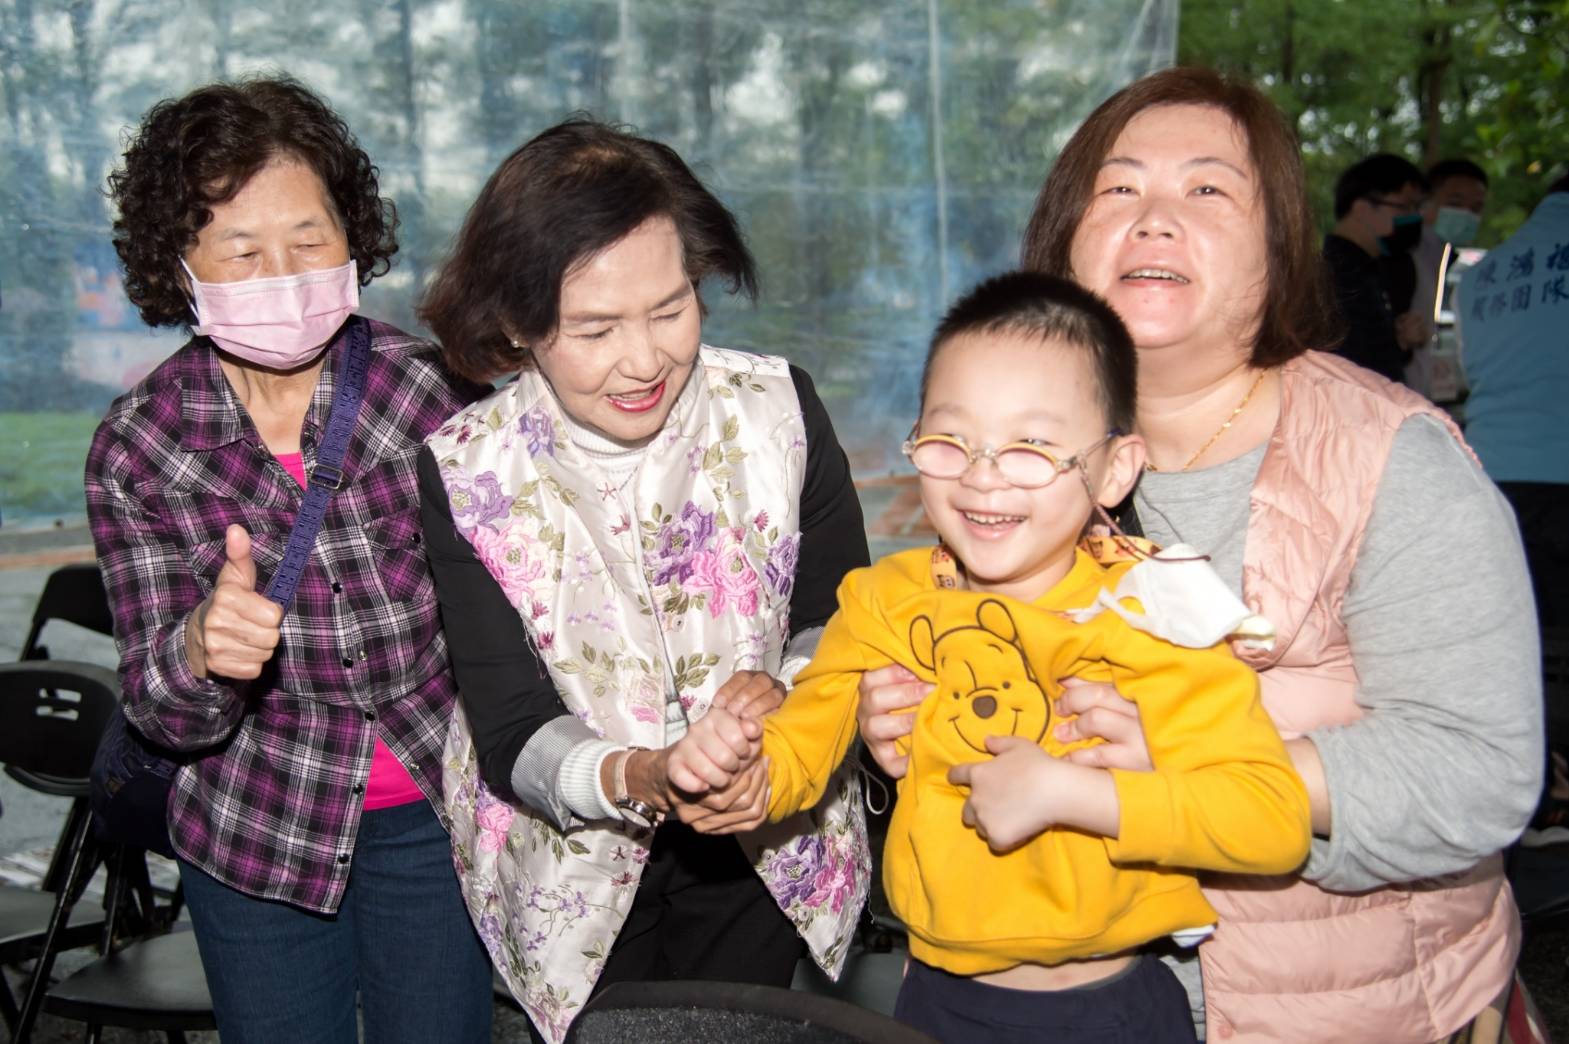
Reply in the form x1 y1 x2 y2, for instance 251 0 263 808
950 735 1121 850
948 736 1064 852
665 706 761 794
711 670 786 720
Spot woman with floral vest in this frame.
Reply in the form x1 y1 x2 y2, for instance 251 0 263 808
415 119 873 1043
856 69 1547 1043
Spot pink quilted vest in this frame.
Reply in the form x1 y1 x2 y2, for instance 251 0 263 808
1198 352 1520 1044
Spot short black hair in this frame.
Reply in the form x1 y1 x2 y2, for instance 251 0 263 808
1549 170 1569 198
108 76 397 329
420 117 757 382
1333 154 1427 219
1426 158 1489 190
920 271 1136 433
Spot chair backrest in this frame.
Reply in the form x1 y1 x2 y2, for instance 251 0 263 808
21 562 116 660
0 661 120 798
563 980 935 1044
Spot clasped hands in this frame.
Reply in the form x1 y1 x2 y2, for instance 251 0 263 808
625 671 784 834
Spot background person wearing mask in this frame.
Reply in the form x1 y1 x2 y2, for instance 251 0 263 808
1324 153 1428 383
1405 159 1491 398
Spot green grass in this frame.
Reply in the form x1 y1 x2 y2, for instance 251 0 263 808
0 411 102 528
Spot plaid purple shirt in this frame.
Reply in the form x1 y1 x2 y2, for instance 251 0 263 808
85 318 483 912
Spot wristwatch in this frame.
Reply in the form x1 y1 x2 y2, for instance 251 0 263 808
612 747 660 832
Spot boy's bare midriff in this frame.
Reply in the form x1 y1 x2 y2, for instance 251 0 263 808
976 952 1136 991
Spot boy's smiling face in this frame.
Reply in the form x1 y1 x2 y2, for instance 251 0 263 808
916 331 1121 604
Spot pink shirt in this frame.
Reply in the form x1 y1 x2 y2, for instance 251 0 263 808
276 451 425 810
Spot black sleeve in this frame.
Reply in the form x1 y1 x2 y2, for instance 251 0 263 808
418 446 571 796
788 365 870 636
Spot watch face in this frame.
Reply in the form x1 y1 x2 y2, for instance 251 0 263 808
616 799 656 831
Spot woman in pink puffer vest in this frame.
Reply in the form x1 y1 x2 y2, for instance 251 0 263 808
859 68 1545 1044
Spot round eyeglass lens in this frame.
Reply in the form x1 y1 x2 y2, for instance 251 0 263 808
910 439 969 478
997 446 1060 486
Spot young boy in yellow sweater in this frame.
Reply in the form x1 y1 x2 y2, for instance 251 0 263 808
667 271 1310 1043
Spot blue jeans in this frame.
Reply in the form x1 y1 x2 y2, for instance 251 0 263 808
179 799 492 1044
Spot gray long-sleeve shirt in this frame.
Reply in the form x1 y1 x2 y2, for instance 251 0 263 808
1134 414 1542 893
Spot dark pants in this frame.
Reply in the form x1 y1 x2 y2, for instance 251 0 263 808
528 819 804 1043
893 955 1197 1044
1498 482 1569 805
180 799 492 1044
1498 481 1569 635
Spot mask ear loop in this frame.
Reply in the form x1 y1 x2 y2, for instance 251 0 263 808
179 259 203 325
1075 439 1210 565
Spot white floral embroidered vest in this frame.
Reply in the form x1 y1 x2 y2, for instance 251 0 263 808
427 346 870 1043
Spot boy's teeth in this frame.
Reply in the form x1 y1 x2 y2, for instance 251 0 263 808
963 511 1023 525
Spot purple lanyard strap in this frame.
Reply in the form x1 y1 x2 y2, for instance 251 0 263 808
262 318 371 611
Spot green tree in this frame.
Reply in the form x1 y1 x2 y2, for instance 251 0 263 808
1178 0 1569 244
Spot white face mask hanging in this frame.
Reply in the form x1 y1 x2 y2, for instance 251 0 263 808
1065 544 1276 651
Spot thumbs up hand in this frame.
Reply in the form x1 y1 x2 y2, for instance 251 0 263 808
186 524 284 680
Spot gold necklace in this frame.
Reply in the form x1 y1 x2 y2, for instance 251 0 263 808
1146 370 1268 473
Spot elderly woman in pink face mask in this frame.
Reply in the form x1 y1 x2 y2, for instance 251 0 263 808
86 77 492 1043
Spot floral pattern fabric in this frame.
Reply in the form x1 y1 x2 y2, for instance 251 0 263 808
427 347 870 1043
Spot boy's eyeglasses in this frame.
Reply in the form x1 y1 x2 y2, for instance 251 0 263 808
901 429 1120 489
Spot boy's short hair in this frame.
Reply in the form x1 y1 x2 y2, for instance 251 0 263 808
921 271 1137 434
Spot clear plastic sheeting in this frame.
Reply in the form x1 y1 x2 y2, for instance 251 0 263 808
0 0 1176 529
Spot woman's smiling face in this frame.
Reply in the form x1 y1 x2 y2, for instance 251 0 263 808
532 215 702 444
1068 103 1269 361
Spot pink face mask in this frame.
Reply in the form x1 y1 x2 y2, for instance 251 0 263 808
183 259 360 370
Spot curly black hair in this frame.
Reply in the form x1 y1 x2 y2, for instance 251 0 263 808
108 76 398 328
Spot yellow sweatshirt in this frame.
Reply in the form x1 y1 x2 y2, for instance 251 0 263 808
763 547 1310 975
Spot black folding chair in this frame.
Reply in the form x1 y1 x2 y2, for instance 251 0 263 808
3 563 211 1042
19 562 116 666
0 660 120 1042
564 979 933 1043
18 562 118 897
42 922 215 1043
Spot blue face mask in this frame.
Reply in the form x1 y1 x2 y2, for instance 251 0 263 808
1381 212 1423 255
1432 206 1481 246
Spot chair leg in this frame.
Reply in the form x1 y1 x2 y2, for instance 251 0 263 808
1 976 20 1032
127 850 160 933
166 1032 189 1044
165 879 186 925
41 799 91 894
97 845 142 953
13 809 99 1043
